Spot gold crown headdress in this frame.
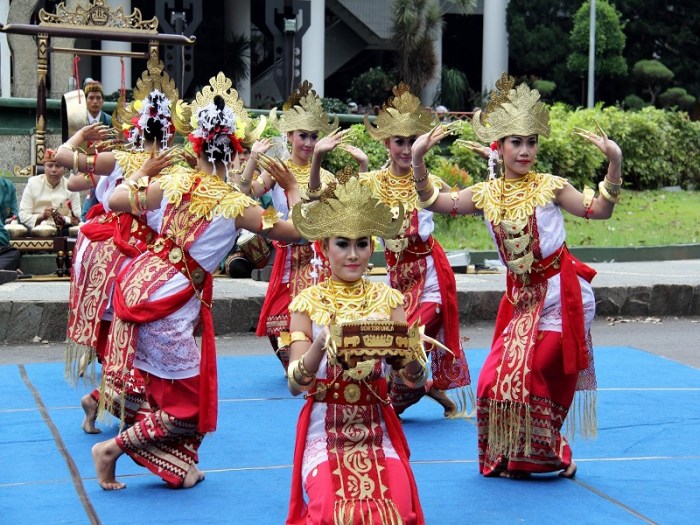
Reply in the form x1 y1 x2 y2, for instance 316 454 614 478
112 56 188 138
472 73 550 142
291 167 403 241
364 82 437 140
269 80 338 135
173 72 266 146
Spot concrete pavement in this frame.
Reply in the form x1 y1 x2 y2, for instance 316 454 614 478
0 259 699 344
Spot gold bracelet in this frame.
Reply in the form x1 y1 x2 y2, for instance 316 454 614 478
417 185 440 209
602 177 622 195
58 143 76 153
413 170 429 184
297 354 314 378
287 359 314 391
72 150 80 173
598 181 620 204
306 183 324 199
86 154 95 173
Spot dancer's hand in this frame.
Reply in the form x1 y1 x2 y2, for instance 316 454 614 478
573 121 622 165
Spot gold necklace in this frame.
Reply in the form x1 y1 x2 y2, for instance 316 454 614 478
285 160 311 186
324 278 370 322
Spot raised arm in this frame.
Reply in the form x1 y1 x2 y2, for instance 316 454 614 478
237 139 273 197
411 125 479 216
555 122 623 220
54 123 117 176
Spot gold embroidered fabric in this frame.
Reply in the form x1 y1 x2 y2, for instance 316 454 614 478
158 169 259 221
472 73 550 142
470 172 567 226
114 151 180 179
359 169 443 216
289 280 404 328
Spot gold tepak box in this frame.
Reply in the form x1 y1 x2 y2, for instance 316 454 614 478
329 320 418 361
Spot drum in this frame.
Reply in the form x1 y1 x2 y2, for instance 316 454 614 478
237 231 271 269
61 89 88 143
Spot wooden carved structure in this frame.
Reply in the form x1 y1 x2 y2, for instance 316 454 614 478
0 0 196 176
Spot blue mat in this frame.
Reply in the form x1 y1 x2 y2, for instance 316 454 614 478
1 347 699 524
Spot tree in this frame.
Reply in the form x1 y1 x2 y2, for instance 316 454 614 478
567 0 628 101
614 0 700 102
633 59 674 105
391 0 475 95
659 87 696 111
438 66 469 110
506 0 582 105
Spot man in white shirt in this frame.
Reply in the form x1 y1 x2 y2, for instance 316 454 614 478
19 149 81 233
84 79 112 126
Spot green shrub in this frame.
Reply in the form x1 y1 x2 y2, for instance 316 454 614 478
348 68 396 108
321 97 349 114
622 94 646 110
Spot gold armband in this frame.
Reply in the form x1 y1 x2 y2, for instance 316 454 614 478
598 181 620 204
260 206 282 232
582 186 595 210
58 143 76 153
279 330 312 347
417 185 440 209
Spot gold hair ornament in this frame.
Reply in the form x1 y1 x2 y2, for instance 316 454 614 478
112 56 184 134
173 72 266 145
364 82 437 140
269 80 338 135
472 73 550 143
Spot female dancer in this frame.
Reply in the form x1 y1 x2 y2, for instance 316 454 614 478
412 74 623 478
56 58 188 433
309 83 471 419
91 76 300 490
286 172 425 524
238 81 341 372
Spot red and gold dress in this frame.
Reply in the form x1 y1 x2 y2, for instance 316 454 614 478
256 161 335 369
102 168 259 487
471 172 598 475
359 169 471 415
66 151 174 422
286 279 424 524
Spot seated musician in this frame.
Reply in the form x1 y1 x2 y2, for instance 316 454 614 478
18 149 81 235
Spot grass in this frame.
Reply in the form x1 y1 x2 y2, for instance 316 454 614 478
433 190 700 251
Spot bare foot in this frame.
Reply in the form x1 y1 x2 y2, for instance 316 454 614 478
92 440 125 490
427 387 457 418
559 461 577 479
499 470 531 480
81 394 102 434
181 464 205 489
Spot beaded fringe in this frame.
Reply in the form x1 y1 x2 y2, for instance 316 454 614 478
487 399 534 458
97 377 128 430
447 385 477 419
564 389 598 440
333 498 403 525
64 341 97 387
